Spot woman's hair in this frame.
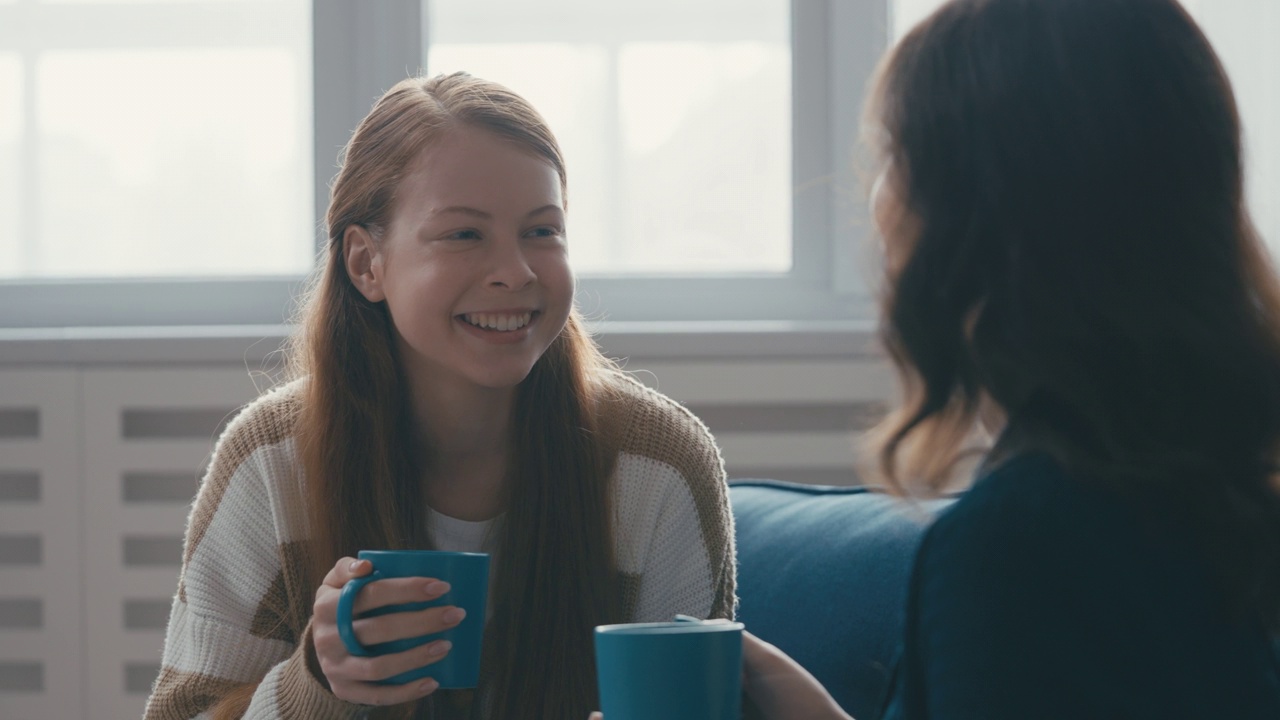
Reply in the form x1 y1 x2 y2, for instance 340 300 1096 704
274 72 621 718
866 0 1280 630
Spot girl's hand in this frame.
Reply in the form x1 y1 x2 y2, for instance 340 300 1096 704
310 557 467 706
742 630 854 720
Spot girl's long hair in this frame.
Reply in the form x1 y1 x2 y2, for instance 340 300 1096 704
274 72 621 718
866 0 1280 631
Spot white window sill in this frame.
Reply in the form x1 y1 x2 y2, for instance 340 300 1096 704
0 320 881 366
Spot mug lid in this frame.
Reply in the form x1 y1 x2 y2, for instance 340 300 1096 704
594 621 744 635
357 549 490 558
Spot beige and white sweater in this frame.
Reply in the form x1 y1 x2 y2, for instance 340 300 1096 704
142 371 736 719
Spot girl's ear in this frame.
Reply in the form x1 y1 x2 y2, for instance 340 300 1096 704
344 224 386 302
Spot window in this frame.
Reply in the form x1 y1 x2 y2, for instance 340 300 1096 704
0 0 313 280
0 0 888 328
0 54 18 275
427 0 791 275
0 0 315 328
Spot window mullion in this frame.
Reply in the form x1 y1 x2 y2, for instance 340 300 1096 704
312 0 423 252
827 0 889 299
604 42 624 268
789 0 832 287
19 34 36 276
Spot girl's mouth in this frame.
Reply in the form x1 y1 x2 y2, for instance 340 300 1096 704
457 311 538 334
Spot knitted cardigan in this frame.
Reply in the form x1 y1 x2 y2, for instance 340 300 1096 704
143 370 736 719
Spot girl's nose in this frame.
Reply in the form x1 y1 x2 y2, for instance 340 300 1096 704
486 239 536 290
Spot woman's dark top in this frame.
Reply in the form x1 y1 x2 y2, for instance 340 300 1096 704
879 451 1280 719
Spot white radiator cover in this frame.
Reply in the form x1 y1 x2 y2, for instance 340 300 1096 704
0 358 893 719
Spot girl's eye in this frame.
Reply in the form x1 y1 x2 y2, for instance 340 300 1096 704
527 226 564 239
447 229 481 241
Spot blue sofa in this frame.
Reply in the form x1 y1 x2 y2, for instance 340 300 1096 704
729 480 954 720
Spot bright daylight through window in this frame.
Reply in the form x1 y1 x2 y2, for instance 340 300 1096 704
0 0 790 283
0 0 314 281
426 0 791 275
0 0 1275 327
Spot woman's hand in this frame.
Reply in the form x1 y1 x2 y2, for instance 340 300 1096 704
310 557 466 706
742 630 853 720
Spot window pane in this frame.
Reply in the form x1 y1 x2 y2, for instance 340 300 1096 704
893 0 945 36
36 49 311 277
892 0 1280 261
0 56 20 276
41 0 286 3
426 0 791 275
1180 1 1280 260
4 1 312 280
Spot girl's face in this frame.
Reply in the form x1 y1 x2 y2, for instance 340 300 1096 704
348 126 574 393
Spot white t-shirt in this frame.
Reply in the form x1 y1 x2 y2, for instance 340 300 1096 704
427 507 501 620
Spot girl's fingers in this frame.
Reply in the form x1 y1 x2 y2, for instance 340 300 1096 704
350 604 467 647
349 577 452 615
355 639 454 683
314 562 451 624
324 637 451 704
313 558 371 624
322 557 370 589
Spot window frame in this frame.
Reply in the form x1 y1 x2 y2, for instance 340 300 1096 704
0 0 890 329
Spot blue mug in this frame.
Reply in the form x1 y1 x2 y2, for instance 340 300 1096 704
595 619 744 720
336 550 490 687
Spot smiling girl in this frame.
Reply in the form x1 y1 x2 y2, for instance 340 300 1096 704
142 72 736 720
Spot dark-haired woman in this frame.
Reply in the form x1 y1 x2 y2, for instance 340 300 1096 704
743 0 1280 717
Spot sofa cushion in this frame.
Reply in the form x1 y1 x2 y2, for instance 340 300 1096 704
729 480 953 720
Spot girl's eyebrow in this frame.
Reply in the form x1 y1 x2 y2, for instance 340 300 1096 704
525 204 562 219
430 204 562 220
432 205 491 220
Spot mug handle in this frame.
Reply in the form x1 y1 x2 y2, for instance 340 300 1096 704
336 571 382 657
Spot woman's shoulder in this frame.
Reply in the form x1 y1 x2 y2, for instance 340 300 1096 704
596 368 724 483
947 451 1075 516
215 377 305 448
922 450 1184 582
177 380 311 621
204 378 306 482
921 452 1102 562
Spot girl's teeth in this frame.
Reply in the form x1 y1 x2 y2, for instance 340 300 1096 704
465 312 531 331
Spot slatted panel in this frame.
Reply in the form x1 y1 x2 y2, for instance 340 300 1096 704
0 354 895 719
81 368 263 720
622 359 897 485
0 370 83 720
